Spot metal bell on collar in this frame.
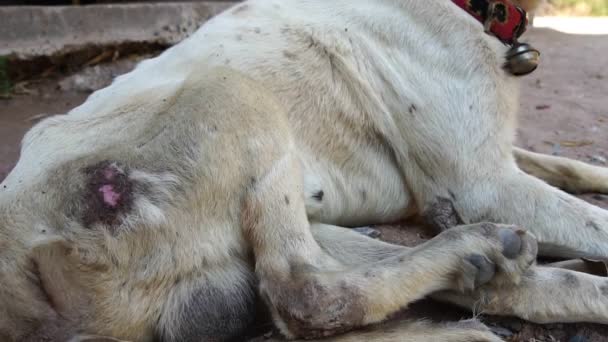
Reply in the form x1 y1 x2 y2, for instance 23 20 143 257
479 0 540 76
504 41 540 76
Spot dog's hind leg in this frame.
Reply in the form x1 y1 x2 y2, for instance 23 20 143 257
514 147 608 194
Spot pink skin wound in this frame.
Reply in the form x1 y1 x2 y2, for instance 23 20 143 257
82 161 133 228
99 184 121 207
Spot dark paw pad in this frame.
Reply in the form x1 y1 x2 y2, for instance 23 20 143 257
498 228 523 259
352 227 381 239
467 254 496 286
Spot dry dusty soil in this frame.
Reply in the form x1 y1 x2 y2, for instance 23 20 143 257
1 27 607 341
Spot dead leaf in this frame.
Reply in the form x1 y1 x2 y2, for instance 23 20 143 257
85 50 115 67
559 140 594 147
40 65 57 78
13 81 37 95
25 113 51 123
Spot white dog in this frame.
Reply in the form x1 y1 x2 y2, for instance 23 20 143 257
1 0 608 341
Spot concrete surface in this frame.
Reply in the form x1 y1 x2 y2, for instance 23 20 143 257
534 16 608 35
0 1 236 59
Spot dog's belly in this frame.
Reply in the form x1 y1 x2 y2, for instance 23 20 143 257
297 146 413 227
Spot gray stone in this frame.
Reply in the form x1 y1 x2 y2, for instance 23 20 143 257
590 155 607 164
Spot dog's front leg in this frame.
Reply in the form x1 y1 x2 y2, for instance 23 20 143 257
316 225 608 327
241 151 536 339
466 165 608 260
434 265 608 325
401 141 608 260
313 225 608 327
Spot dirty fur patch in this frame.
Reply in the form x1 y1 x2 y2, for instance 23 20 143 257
423 197 463 233
81 161 134 230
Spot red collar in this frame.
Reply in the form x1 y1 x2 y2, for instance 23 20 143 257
452 0 528 45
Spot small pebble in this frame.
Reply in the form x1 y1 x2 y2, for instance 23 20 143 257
501 320 523 332
590 155 607 164
489 325 513 338
536 104 551 110
551 143 561 156
352 226 382 239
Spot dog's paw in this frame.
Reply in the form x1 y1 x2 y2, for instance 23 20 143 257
444 223 537 292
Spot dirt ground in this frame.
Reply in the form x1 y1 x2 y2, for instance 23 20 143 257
1 27 607 341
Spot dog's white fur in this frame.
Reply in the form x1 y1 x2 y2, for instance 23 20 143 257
1 0 608 341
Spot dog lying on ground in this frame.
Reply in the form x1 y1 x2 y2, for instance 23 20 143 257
2 0 608 341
